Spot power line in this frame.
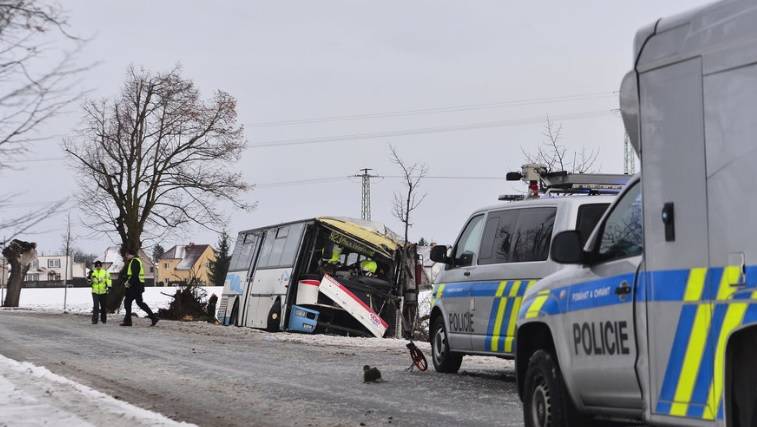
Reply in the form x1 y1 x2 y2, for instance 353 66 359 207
249 91 618 127
250 108 617 149
253 175 507 189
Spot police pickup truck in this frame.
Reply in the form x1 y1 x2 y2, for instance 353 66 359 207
428 172 624 372
515 2 757 426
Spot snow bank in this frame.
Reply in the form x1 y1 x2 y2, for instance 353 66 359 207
0 354 193 426
14 286 223 314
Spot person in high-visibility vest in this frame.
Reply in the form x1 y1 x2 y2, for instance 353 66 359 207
90 260 111 324
120 247 159 327
360 258 378 277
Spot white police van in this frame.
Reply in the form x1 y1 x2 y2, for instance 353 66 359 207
515 2 757 426
428 171 624 373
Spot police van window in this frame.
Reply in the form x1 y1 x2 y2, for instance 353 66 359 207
452 214 485 268
576 203 610 244
478 210 518 265
598 183 642 260
511 207 556 262
229 232 257 272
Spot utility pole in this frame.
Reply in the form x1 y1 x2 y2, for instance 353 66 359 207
624 134 636 175
1 237 5 306
63 212 72 313
354 168 379 221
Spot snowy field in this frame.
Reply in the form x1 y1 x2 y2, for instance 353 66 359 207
0 353 192 426
10 286 224 314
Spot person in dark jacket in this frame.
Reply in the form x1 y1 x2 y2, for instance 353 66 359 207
119 247 159 327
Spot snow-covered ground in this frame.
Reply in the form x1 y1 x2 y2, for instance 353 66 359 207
0 354 192 427
11 286 223 314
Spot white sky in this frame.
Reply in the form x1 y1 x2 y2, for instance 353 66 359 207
4 0 712 256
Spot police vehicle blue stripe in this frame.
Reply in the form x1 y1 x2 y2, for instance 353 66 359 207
470 281 503 297
656 401 672 414
647 269 690 301
702 268 725 300
658 304 698 403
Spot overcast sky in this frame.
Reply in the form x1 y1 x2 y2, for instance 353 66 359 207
4 0 712 257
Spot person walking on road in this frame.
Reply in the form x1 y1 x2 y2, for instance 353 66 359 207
90 261 111 324
120 248 159 327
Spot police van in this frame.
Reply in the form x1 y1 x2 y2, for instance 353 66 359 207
515 2 757 426
428 173 624 372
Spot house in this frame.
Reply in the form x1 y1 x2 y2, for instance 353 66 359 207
24 255 86 282
102 246 156 281
156 244 216 286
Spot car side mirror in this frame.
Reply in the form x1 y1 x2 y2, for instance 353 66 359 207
457 251 474 268
430 245 450 264
551 230 587 264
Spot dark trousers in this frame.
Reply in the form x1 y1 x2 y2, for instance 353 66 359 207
123 288 155 323
92 293 107 323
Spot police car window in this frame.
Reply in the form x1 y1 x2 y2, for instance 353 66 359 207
452 214 485 268
598 183 642 260
478 210 518 265
576 203 610 244
510 207 556 262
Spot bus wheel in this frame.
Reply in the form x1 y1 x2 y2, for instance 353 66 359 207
523 349 584 427
431 316 462 373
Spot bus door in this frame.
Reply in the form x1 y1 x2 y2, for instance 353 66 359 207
243 223 306 329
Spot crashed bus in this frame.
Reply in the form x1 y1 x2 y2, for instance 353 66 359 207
216 217 426 338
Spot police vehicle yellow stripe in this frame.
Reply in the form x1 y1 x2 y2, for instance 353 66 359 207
702 301 749 420
683 267 707 302
716 265 741 301
504 280 532 352
490 281 511 352
669 268 709 416
432 283 446 305
525 290 550 319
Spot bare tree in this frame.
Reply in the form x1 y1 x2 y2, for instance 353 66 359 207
1 239 36 307
0 1 84 238
64 65 250 269
522 115 599 173
389 145 428 245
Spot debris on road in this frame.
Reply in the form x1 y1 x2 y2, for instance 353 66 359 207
158 283 218 322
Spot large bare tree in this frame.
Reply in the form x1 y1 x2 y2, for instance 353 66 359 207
65 66 250 256
522 115 599 174
65 67 250 309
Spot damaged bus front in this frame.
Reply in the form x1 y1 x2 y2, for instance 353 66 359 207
216 217 426 338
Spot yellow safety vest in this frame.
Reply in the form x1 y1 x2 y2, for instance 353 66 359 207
91 269 111 295
327 245 343 264
127 257 145 283
360 259 377 274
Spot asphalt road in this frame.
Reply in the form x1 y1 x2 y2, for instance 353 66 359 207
0 312 523 426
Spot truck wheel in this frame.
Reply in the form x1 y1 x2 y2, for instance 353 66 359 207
431 316 463 373
523 349 585 427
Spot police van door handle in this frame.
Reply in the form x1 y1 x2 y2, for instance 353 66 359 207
463 271 471 277
615 281 632 296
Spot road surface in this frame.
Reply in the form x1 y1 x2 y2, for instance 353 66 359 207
0 312 522 426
